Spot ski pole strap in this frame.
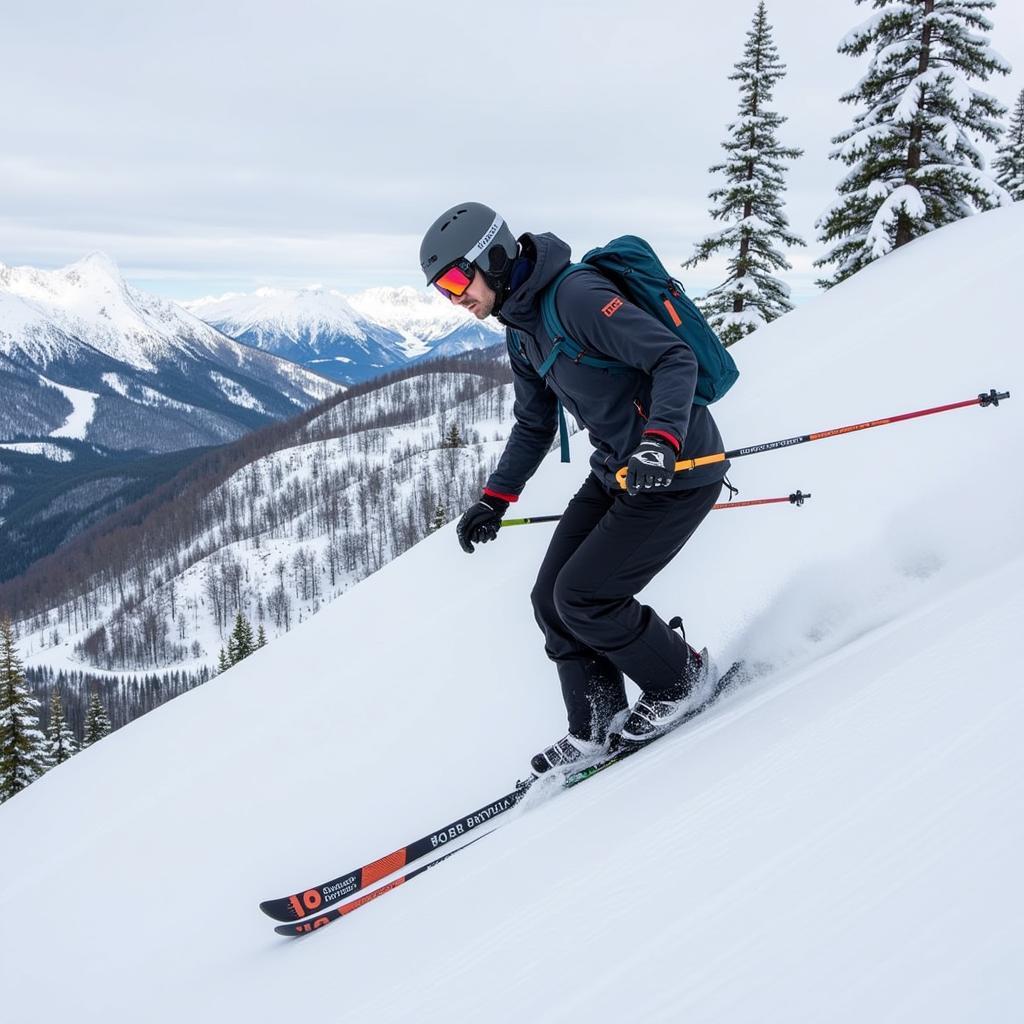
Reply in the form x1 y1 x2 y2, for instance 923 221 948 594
501 492 809 527
614 389 1010 490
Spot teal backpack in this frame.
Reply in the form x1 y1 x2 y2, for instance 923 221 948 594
536 235 739 461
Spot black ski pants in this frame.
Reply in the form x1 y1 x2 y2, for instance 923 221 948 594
530 472 722 740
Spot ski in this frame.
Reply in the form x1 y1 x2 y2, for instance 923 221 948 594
259 783 531 923
273 832 493 936
264 658 749 933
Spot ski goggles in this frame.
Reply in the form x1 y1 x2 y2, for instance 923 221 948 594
432 258 476 298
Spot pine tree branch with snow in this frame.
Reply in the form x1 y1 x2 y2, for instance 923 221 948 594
993 88 1024 199
816 0 1013 288
683 1 805 346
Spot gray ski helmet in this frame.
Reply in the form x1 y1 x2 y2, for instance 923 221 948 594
419 202 517 286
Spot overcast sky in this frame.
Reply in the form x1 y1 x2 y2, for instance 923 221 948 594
2 0 1021 302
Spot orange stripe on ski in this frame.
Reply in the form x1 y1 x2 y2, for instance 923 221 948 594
362 848 407 887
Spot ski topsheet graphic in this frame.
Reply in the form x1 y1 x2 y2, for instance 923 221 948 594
259 787 529 923
263 659 750 936
271 833 494 937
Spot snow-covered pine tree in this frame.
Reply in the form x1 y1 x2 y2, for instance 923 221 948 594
683 1 805 346
46 689 78 766
0 617 49 800
83 692 112 747
993 88 1024 198
226 616 242 666
227 612 255 666
431 505 447 532
256 625 267 649
817 0 1012 287
217 648 229 674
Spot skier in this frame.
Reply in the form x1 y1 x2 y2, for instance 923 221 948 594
419 202 730 774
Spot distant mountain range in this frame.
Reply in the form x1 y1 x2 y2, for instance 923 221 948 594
185 284 504 385
0 253 339 453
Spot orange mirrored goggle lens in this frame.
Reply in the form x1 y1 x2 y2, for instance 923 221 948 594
433 263 473 298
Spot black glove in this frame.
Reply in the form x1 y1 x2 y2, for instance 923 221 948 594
625 437 677 495
457 494 509 553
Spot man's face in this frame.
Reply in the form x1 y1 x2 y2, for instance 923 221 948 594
446 267 496 319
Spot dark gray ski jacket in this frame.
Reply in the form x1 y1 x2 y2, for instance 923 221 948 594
484 232 729 501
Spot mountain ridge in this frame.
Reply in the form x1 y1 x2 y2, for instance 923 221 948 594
187 282 504 382
0 253 339 452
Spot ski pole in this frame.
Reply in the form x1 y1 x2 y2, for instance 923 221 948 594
502 490 811 527
614 389 1011 491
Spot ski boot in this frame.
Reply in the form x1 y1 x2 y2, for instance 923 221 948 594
619 620 718 745
531 708 630 776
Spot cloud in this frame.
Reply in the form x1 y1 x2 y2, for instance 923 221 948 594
2 0 1020 298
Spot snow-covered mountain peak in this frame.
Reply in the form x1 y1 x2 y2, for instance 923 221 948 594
0 252 338 448
184 280 504 381
4 251 127 304
181 286 412 385
184 285 369 335
346 284 503 356
0 252 159 369
67 250 123 280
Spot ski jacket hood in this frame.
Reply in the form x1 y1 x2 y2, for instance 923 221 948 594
497 233 572 331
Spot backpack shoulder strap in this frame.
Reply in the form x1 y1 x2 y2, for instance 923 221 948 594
537 264 629 377
538 264 585 376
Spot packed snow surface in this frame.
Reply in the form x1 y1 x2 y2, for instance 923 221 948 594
41 375 98 439
0 441 74 462
0 206 1021 1022
208 371 268 412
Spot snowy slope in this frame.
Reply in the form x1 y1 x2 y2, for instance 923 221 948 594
0 206 1021 1023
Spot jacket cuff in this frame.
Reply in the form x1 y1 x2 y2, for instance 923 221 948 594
483 487 518 503
643 429 681 453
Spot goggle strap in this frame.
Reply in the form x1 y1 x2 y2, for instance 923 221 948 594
463 214 505 263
